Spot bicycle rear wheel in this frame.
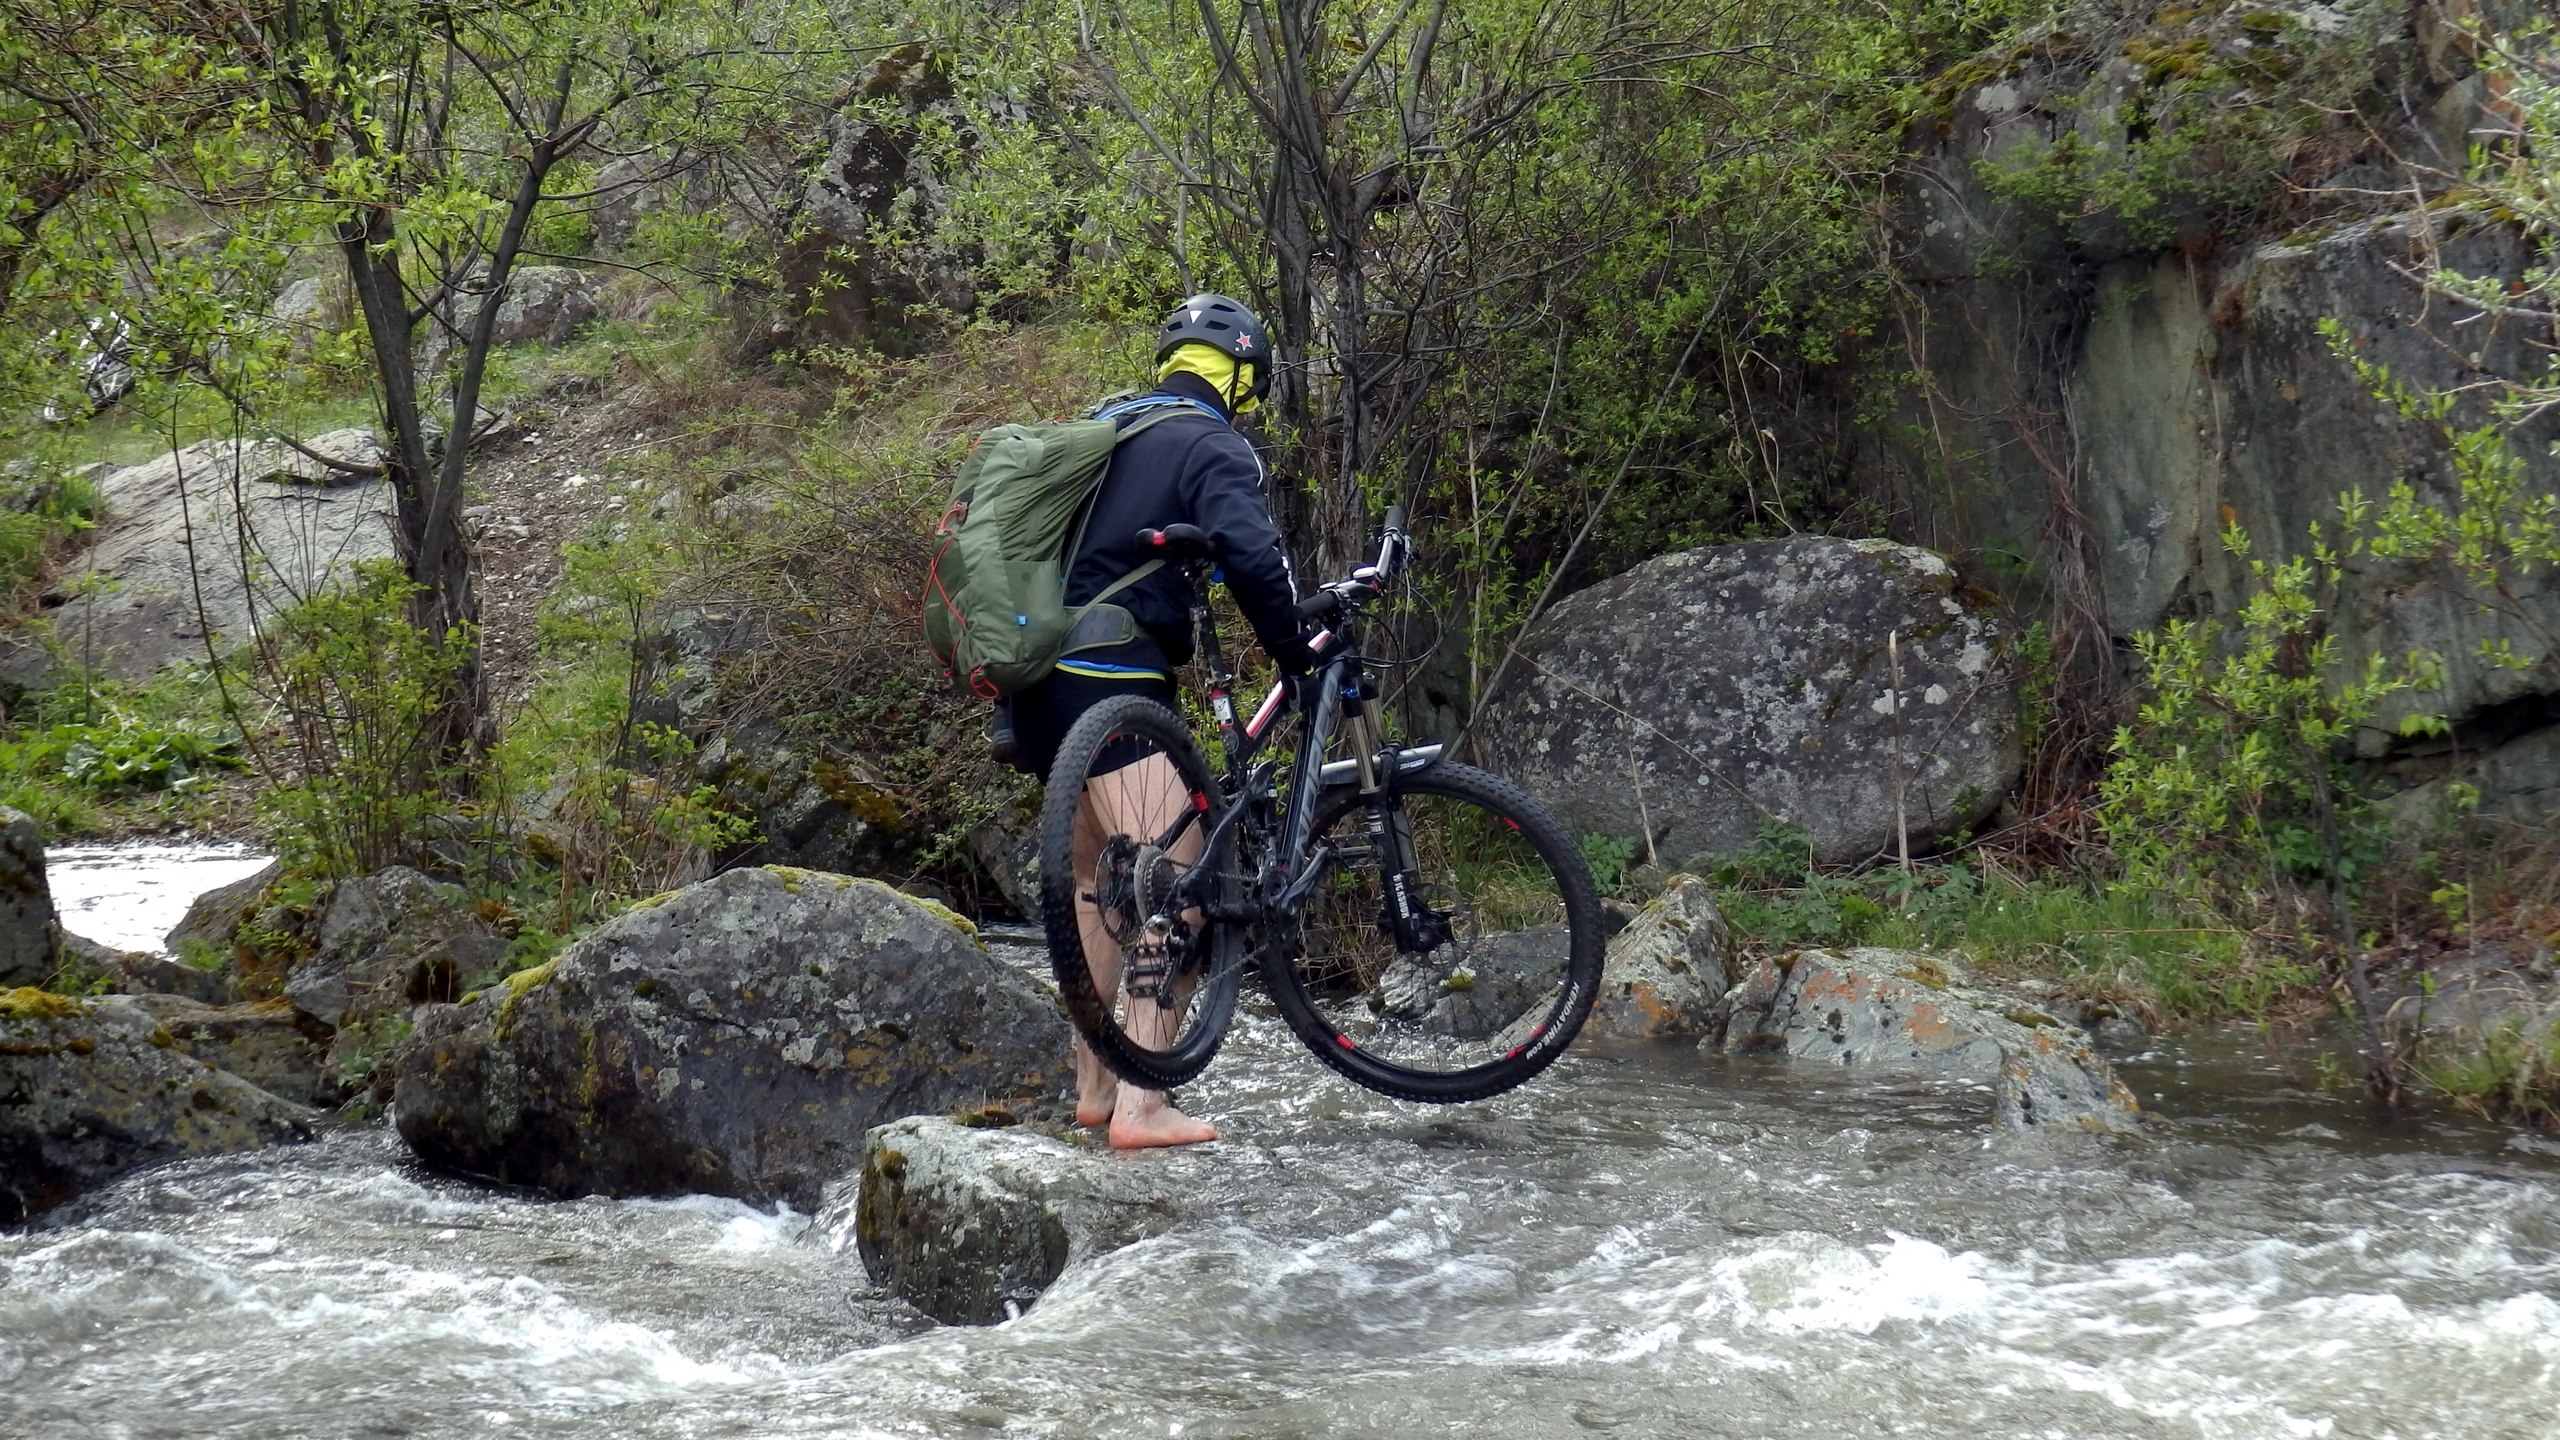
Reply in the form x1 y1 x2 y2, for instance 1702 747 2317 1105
1260 762 1602 1103
1037 694 1243 1090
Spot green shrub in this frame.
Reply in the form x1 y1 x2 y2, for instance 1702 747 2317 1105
246 560 467 880
1711 821 2284 1016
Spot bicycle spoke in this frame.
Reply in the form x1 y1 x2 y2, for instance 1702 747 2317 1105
1038 696 1244 1091
1260 764 1601 1102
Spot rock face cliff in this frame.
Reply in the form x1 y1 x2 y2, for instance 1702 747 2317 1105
1857 0 2557 818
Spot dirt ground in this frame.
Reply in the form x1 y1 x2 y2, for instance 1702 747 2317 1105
460 377 671 711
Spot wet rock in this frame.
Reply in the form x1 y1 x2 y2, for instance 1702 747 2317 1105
964 818 1041 919
284 867 505 1031
165 859 281 958
0 989 316 1222
0 808 61 988
2383 942 2560 1055
1721 948 2140 1132
1378 926 1575 1040
75 934 241 1007
29 433 394 681
838 1115 1199 1324
124 995 335 1108
1586 877 1732 1041
391 867 1067 1208
1479 536 2019 868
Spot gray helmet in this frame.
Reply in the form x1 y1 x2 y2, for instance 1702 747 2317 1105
1155 294 1272 402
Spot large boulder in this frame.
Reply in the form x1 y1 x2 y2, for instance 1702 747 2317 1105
839 1115 1200 1324
473 265 600 347
1480 536 2020 868
1721 948 2140 1132
391 867 1067 1208
0 807 60 988
25 431 394 681
0 989 316 1222
1585 877 1732 1041
62 932 239 1006
1855 4 2559 818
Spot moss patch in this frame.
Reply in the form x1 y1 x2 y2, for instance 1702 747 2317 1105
493 959 561 1040
0 987 87 1021
845 875 977 938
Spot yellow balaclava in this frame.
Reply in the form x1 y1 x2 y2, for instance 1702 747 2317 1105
1157 342 1261 415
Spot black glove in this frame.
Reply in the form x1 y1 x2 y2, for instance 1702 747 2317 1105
1269 631 1320 675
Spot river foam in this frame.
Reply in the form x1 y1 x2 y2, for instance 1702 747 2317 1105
5 1020 2558 1438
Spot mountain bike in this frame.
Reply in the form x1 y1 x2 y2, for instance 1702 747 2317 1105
1036 508 1603 1103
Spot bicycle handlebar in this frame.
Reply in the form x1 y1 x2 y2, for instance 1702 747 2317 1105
1151 511 1413 627
1291 508 1415 627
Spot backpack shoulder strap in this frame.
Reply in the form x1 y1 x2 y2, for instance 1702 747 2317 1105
1081 556 1163 610
1057 396 1223 567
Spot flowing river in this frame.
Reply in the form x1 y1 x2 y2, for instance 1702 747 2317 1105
5 870 2558 1438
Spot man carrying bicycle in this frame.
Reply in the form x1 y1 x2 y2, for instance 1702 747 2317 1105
1010 294 1313 1149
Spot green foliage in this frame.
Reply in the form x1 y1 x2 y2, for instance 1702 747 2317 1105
2099 523 2432 909
2420 26 2560 425
1576 832 1641 900
0 467 100 609
1710 821 2279 1016
248 561 467 880
490 514 751 939
2420 1017 2560 1126
331 1013 412 1094
0 719 237 791
1973 4 2393 250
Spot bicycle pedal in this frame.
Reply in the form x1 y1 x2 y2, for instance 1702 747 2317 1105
1123 935 1178 1002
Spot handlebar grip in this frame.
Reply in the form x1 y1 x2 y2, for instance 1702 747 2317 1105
1294 590 1344 623
1383 505 1406 534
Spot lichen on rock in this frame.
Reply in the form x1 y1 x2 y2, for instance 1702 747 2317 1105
391 866 1065 1208
1720 947 2141 1132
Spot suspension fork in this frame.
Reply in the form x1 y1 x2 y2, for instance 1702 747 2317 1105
1339 671 1437 952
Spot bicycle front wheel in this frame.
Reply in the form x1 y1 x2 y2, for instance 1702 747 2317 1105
1037 694 1243 1090
1261 762 1603 1103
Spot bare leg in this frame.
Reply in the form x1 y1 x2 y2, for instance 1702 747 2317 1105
1073 751 1217 1149
1068 800 1119 1127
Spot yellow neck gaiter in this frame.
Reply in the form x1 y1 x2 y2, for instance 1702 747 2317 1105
1157 342 1260 414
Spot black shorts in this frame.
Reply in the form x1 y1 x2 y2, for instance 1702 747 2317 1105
1006 669 1180 780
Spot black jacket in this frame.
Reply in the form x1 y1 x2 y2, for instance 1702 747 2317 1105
1062 372 1300 671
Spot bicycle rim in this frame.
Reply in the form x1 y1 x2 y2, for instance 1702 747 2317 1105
1037 694 1243 1090
1261 762 1602 1103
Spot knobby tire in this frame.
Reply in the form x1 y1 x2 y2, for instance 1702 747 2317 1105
1037 694 1242 1090
1258 762 1604 1104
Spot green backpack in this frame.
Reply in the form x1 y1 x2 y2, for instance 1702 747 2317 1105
923 396 1214 697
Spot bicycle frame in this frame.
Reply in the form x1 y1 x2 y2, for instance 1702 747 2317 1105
1157 531 1430 937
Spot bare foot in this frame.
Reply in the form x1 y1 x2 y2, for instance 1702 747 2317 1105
1073 1038 1118 1128
1108 1097 1218 1150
